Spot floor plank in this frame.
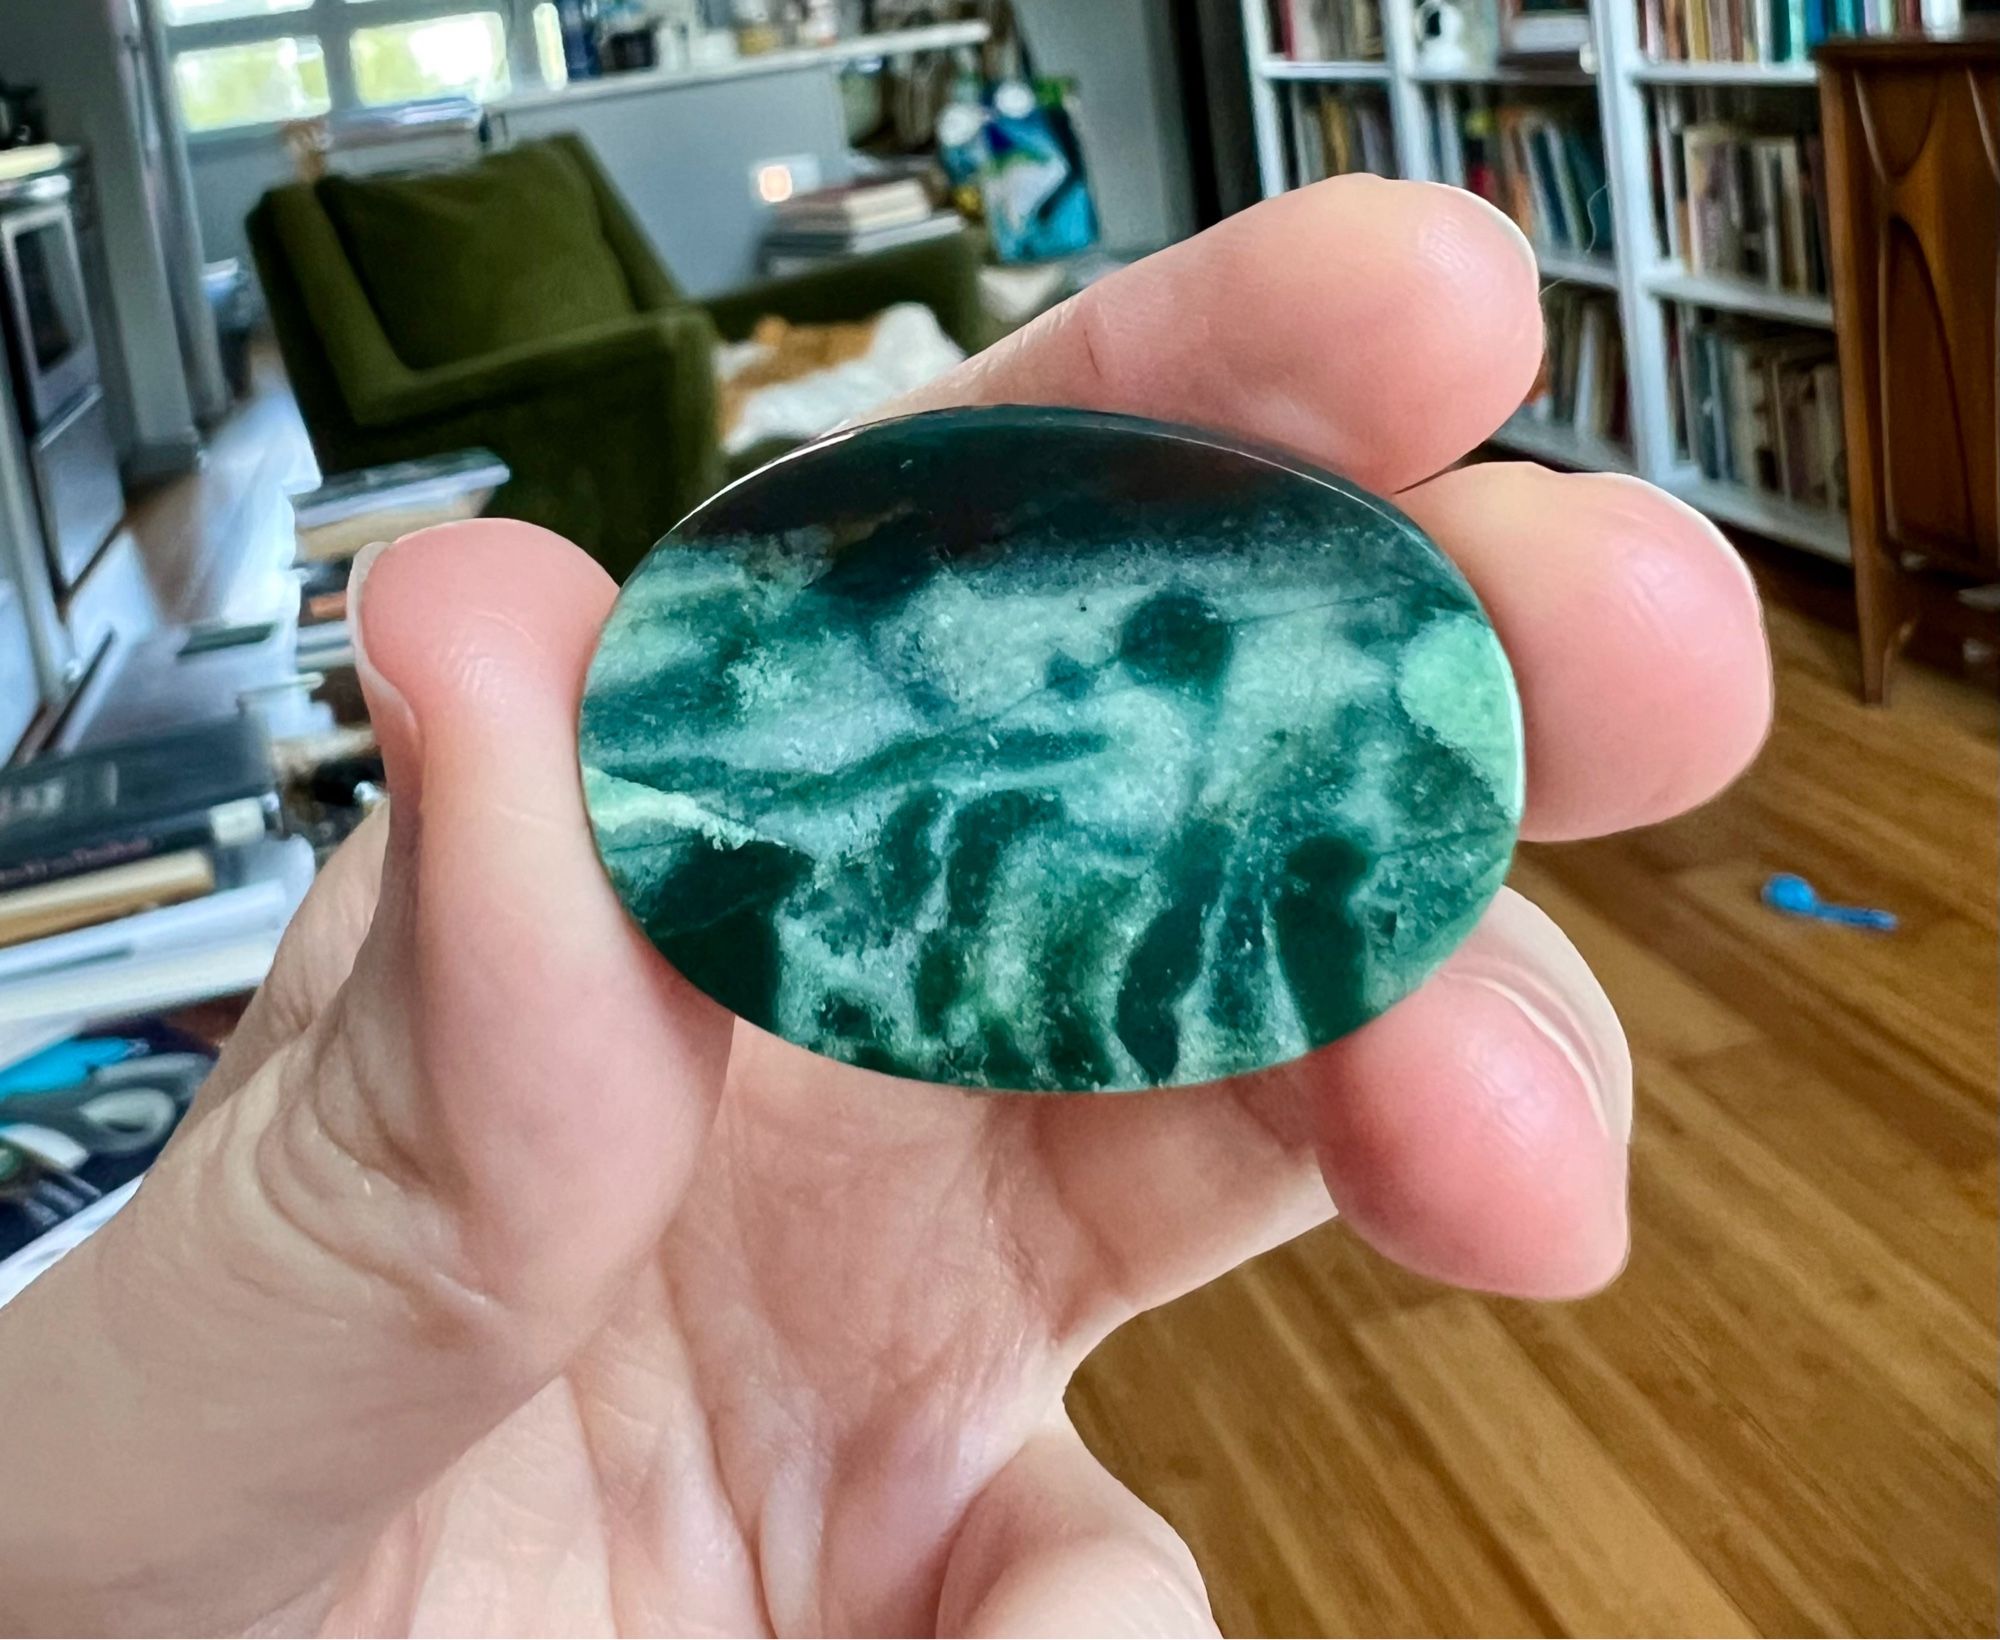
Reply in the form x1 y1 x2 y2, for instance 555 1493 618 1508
1070 588 1999 1636
1352 1297 1757 1638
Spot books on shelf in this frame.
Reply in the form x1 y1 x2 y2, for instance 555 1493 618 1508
290 449 508 566
0 837 314 1033
1524 287 1629 445
761 178 965 272
761 210 963 274
1645 0 1958 63
1669 309 1846 510
1498 0 1594 58
1672 120 1830 295
1448 103 1612 259
769 177 934 233
1285 87 1395 185
1270 0 1384 61
0 852 217 950
0 715 304 1035
0 717 276 896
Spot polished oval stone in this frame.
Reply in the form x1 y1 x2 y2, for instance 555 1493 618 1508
579 407 1522 1093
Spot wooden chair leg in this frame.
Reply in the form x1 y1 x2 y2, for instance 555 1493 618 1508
1851 527 1908 706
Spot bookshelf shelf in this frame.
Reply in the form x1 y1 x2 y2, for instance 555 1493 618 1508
1260 56 1394 81
1241 0 1862 564
1408 63 1597 84
1628 59 1820 84
1669 475 1852 561
1541 247 1621 288
1490 415 1637 474
1645 265 1835 326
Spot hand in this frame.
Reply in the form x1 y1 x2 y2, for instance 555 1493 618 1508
0 179 1769 1637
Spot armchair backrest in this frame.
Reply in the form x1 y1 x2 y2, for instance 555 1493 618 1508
248 134 683 462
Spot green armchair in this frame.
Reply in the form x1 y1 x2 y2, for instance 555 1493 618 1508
248 134 990 581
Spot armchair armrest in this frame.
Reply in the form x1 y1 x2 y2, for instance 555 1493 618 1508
347 309 719 428
704 230 994 354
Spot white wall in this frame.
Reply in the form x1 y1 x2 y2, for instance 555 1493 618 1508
189 67 850 302
492 69 852 296
189 139 299 278
1015 0 1198 251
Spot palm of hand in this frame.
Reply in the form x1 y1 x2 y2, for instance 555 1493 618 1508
0 178 1769 1640
272 828 1314 1635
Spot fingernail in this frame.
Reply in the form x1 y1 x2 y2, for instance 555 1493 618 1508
1459 892 1633 1142
346 538 421 769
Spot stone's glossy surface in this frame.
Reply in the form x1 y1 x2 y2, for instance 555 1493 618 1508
579 407 1523 1093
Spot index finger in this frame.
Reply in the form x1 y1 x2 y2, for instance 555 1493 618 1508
896 174 1545 495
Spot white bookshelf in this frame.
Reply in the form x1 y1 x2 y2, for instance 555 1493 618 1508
1542 246 1621 287
1259 56 1395 80
1643 264 1836 327
1629 57 1820 82
1495 413 1638 474
1239 0 1854 563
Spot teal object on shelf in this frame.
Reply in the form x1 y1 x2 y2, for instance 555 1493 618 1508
0 1038 139 1098
578 408 1523 1092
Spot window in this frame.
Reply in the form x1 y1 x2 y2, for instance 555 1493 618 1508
166 0 548 134
165 0 314 20
531 2 569 90
173 38 331 132
351 14 511 106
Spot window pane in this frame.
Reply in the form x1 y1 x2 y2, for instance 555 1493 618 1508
533 3 569 89
173 38 331 133
164 0 312 21
350 13 511 107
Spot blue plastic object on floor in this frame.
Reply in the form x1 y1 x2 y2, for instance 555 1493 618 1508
1762 873 1899 931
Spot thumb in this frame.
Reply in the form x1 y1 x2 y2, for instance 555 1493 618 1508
342 520 733 1312
0 523 730 1635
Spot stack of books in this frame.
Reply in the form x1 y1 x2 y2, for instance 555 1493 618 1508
1287 89 1395 184
762 180 962 274
1524 288 1629 445
1645 0 1959 62
289 448 509 676
1671 311 1846 510
0 719 312 1038
1269 0 1384 60
1669 121 1830 296
1452 104 1612 261
290 449 507 567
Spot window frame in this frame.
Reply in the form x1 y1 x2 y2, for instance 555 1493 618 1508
167 0 552 141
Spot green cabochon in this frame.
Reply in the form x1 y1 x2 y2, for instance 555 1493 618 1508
578 408 1523 1093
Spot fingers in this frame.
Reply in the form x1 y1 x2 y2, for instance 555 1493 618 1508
939 1419 1217 1638
894 176 1543 495
1308 889 1633 1299
0 524 736 1634
1031 885 1629 1317
889 181 1767 849
1397 463 1772 840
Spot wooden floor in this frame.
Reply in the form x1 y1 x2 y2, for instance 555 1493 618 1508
123 351 316 629
1070 591 1999 1637
136 364 1995 1633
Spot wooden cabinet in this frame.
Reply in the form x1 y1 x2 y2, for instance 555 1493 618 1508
1818 29 2000 702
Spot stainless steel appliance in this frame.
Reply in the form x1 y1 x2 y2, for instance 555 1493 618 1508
0 0 228 483
0 167 124 596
